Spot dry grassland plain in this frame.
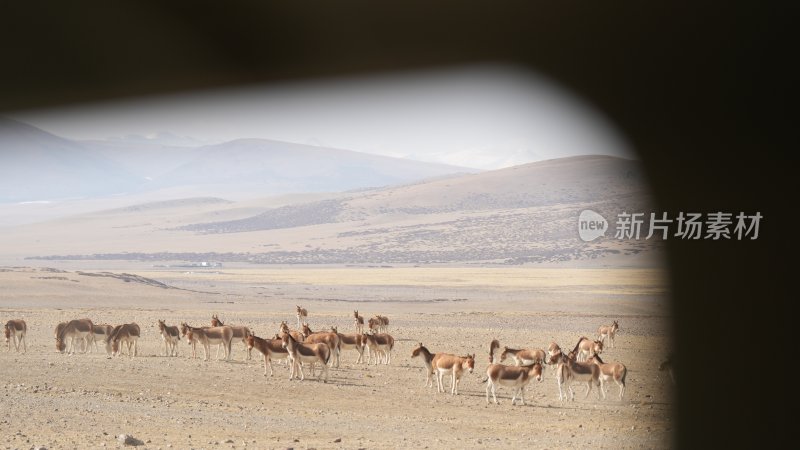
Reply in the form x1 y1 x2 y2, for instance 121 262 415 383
1 265 673 449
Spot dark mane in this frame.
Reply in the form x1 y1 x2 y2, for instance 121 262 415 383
413 343 433 359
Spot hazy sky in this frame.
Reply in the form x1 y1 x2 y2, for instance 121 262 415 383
10 65 633 170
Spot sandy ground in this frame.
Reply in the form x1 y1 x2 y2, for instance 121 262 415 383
0 266 673 449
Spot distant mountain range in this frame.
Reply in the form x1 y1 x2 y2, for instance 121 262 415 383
179 154 648 234
10 154 661 266
0 118 141 202
1 117 660 267
0 117 476 203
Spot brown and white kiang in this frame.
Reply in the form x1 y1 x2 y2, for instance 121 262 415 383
280 331 330 382
363 332 394 365
331 326 365 364
55 318 93 355
431 352 475 395
485 362 543 405
411 342 436 388
246 334 290 377
109 322 141 358
301 323 340 368
158 320 181 357
597 320 619 348
4 319 27 353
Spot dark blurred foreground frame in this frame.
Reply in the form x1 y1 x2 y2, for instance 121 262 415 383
0 1 787 446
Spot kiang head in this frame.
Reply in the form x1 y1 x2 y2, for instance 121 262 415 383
280 331 291 348
465 354 476 373
532 363 543 382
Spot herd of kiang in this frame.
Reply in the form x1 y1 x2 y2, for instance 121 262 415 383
2 307 396 386
412 319 629 406
4 313 673 406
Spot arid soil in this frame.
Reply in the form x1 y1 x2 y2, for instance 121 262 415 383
1 266 673 449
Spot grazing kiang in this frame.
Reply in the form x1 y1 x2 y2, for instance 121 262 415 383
571 336 604 362
295 305 308 329
353 310 364 334
157 320 180 357
597 320 619 348
331 326 366 364
556 351 601 402
485 362 543 405
500 346 546 366
587 354 627 400
489 339 500 364
411 342 436 388
280 331 330 382
109 322 141 358
246 334 289 377
54 322 67 352
4 319 27 353
301 323 341 368
363 332 394 365
431 353 475 395
56 318 93 355
184 324 233 361
210 314 252 360
87 324 114 355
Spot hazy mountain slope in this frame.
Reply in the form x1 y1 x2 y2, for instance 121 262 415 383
1 119 476 204
181 155 646 234
79 140 199 179
344 154 645 212
143 138 476 195
0 118 143 202
8 155 660 267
